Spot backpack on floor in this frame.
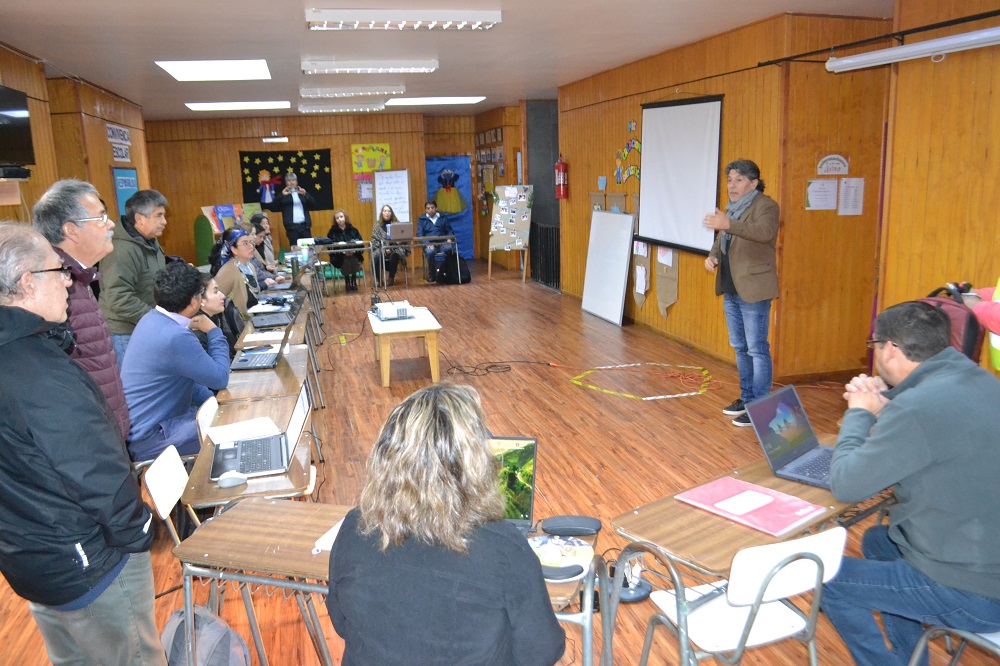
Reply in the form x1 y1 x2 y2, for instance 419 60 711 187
161 605 251 666
919 285 986 363
435 256 472 284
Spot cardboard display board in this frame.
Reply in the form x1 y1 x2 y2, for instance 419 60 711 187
489 185 532 251
374 169 410 222
581 211 634 326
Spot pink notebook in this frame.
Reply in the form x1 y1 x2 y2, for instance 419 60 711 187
675 476 825 537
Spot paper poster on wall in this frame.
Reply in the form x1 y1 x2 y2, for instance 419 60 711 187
633 239 651 309
806 179 838 210
351 143 391 181
357 179 373 202
374 169 410 223
838 178 864 216
110 166 139 220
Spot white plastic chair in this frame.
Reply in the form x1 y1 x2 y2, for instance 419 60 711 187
196 396 219 444
143 445 200 546
610 527 847 666
907 626 1000 665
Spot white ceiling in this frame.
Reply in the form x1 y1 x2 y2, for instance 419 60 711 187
0 0 892 121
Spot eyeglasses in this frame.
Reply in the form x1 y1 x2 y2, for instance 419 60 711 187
72 212 112 227
866 338 894 350
31 265 73 280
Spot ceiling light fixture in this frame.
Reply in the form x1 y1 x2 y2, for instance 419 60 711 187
385 96 485 106
298 101 386 113
302 59 438 74
300 84 406 98
156 59 271 81
185 101 291 112
826 25 1000 72
305 9 500 31
262 136 289 143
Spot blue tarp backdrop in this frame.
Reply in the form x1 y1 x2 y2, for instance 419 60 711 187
425 155 474 259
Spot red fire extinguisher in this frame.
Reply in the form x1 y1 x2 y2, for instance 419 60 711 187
555 155 568 200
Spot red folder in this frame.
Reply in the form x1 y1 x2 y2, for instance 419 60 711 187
675 476 825 537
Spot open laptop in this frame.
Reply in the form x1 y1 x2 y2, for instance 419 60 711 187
490 437 538 535
745 385 834 489
209 384 310 480
251 288 305 329
230 320 293 371
261 265 300 292
387 222 414 240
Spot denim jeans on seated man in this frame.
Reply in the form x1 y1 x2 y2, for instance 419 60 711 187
722 292 772 402
127 405 200 462
821 525 1000 666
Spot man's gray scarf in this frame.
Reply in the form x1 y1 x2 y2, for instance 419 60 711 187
720 188 759 254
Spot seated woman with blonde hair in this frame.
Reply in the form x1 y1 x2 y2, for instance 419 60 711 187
327 382 565 665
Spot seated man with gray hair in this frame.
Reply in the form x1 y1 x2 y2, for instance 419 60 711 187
0 222 164 665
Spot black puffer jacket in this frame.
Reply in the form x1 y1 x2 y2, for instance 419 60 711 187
0 306 153 606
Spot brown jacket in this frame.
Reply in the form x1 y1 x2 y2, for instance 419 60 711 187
214 259 251 317
708 194 779 303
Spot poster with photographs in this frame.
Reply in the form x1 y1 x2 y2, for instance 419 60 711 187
489 184 532 251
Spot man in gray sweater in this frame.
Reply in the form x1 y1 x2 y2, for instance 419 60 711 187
821 301 1000 666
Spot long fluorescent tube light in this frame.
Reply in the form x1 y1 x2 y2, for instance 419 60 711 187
306 9 500 31
301 84 406 98
827 25 1000 73
262 136 289 143
185 101 291 112
298 101 386 113
385 96 485 106
302 60 438 74
156 59 271 81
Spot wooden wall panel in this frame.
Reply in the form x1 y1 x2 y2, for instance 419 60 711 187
146 114 431 262
476 106 523 266
0 45 59 222
881 0 1000 341
557 14 891 378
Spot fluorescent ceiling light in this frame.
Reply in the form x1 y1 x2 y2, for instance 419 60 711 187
0 110 30 119
156 59 271 81
827 25 1000 73
306 9 500 31
385 96 485 106
262 136 289 143
302 59 438 74
185 101 291 112
298 101 386 113
300 84 406 98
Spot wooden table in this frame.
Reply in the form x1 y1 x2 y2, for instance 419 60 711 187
612 457 850 577
216 345 310 403
181 397 313 510
173 497 350 666
367 306 442 387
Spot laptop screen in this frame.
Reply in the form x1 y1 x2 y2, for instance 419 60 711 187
489 438 537 527
745 385 821 470
284 384 310 459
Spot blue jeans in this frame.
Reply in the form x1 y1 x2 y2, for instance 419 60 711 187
722 293 772 402
29 551 166 666
111 333 131 370
821 525 1000 666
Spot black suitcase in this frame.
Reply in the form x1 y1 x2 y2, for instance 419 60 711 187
435 256 472 284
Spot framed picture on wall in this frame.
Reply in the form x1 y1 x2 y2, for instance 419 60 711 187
496 128 503 143
109 166 139 221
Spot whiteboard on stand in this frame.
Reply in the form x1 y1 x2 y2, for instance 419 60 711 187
581 210 634 326
374 170 410 222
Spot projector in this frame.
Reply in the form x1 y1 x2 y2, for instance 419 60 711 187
374 300 412 321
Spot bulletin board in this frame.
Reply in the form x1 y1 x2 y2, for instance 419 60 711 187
374 169 410 222
489 185 532 251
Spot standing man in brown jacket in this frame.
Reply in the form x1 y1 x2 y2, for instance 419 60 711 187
33 179 131 441
703 159 780 427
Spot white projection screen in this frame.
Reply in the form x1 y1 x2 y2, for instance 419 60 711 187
637 95 723 254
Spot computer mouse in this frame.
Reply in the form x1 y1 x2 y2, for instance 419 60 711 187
217 471 248 488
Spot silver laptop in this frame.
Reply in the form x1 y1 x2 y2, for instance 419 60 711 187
230 320 293 371
745 385 833 489
209 384 309 480
387 222 414 240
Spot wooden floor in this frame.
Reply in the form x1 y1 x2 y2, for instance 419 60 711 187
0 260 992 665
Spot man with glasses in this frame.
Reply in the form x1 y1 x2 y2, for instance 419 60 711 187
122 262 230 462
98 189 168 368
33 179 130 441
0 223 165 665
820 301 1000 665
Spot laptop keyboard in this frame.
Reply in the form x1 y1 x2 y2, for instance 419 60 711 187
239 437 276 474
233 352 278 370
786 447 833 480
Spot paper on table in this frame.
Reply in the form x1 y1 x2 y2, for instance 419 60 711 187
312 519 345 555
243 331 285 343
206 417 280 445
247 303 286 314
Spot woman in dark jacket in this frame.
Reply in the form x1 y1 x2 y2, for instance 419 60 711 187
326 209 365 291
